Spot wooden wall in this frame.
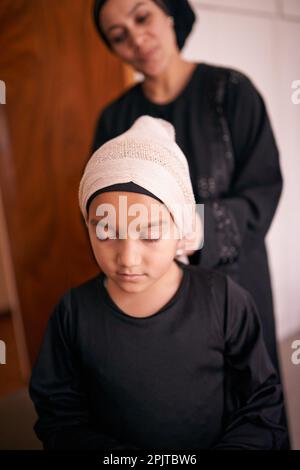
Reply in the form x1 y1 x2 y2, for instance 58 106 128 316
0 0 132 375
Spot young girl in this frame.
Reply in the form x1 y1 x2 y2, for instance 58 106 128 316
29 116 286 450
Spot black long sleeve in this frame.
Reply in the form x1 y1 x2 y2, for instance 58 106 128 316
29 298 136 450
201 73 283 268
213 277 286 449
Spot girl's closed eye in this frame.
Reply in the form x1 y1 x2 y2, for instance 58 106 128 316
140 230 161 242
143 237 160 243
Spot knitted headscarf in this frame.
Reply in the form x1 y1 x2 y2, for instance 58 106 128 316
93 0 196 50
79 115 202 263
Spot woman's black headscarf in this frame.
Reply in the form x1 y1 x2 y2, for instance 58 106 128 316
93 0 196 50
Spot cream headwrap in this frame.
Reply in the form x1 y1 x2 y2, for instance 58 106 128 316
79 116 202 263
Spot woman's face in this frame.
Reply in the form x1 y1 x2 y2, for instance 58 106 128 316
99 0 178 77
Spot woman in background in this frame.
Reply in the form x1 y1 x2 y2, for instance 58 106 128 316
92 0 283 389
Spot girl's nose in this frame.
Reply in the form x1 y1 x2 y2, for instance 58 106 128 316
116 239 142 268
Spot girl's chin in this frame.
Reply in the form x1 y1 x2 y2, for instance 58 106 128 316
117 281 149 294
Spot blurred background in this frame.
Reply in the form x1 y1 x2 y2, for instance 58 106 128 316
0 0 299 450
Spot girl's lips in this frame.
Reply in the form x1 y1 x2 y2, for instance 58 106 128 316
117 273 145 281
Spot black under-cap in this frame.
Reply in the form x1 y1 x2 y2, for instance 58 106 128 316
86 181 164 216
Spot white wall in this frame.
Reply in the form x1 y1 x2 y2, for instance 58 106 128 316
183 0 300 340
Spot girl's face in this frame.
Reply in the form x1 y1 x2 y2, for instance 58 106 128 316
87 191 183 294
99 0 178 77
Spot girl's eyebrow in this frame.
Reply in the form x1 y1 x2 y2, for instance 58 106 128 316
107 1 147 32
89 219 168 228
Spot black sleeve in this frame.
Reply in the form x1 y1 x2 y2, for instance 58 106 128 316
201 72 283 268
213 277 287 449
29 294 136 450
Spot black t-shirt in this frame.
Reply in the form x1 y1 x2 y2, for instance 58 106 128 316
29 261 286 450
